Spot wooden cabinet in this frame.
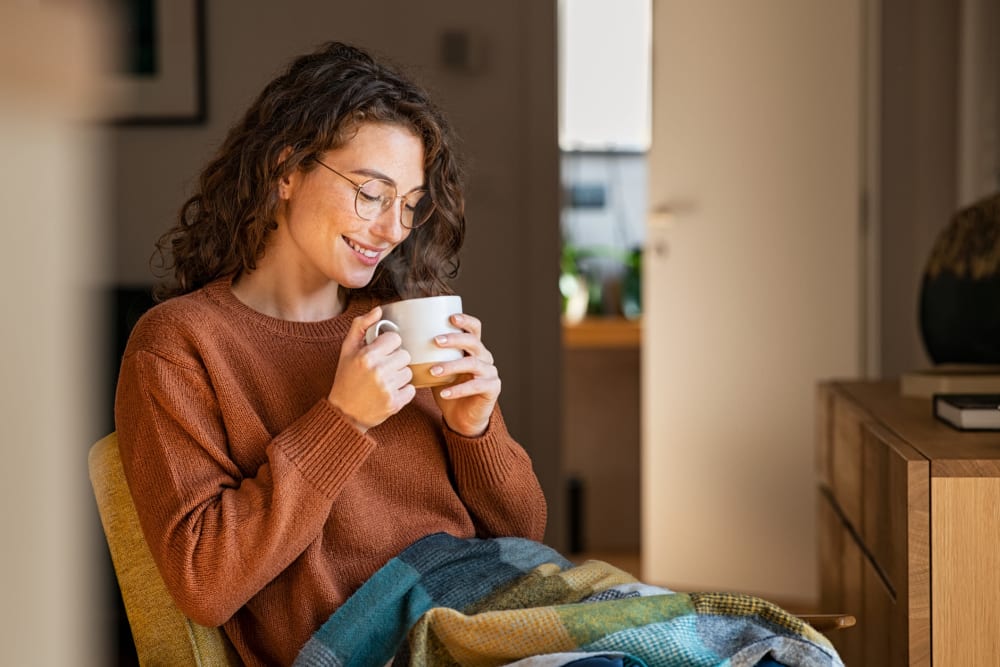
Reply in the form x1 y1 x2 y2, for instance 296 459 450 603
562 318 641 552
817 381 1000 665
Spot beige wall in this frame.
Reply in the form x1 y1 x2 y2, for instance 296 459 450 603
1 5 110 665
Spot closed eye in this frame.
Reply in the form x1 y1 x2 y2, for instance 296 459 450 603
404 191 428 211
358 189 383 204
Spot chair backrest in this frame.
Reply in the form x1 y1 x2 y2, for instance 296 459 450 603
89 433 243 666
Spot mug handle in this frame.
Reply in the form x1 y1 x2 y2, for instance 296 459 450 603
364 319 400 345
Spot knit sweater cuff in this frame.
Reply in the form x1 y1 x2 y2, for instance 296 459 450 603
275 399 376 499
443 409 518 487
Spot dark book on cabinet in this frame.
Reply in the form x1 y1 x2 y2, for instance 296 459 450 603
933 393 1000 431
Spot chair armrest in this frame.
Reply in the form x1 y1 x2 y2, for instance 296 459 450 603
796 613 856 632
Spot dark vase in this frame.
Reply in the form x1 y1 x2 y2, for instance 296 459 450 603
919 193 1000 364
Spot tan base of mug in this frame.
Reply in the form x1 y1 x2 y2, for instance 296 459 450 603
410 362 458 389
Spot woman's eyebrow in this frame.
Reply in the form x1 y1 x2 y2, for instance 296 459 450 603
351 167 427 193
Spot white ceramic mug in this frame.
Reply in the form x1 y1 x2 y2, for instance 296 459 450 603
364 295 464 388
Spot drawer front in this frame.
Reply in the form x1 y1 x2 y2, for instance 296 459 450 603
860 422 931 666
861 422 929 593
830 392 865 531
863 553 904 667
836 524 865 667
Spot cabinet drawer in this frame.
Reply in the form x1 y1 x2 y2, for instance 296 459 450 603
830 392 865 530
861 422 931 666
861 422 928 593
837 523 865 667
863 552 902 667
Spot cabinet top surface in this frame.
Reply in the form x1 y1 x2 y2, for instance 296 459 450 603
830 379 1000 477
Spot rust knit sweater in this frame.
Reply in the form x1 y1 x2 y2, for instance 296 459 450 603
114 277 548 666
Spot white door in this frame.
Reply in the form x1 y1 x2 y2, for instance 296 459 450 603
641 0 863 603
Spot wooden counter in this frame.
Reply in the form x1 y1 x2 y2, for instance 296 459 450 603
562 317 641 349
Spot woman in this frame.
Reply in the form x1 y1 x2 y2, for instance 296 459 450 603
115 41 547 666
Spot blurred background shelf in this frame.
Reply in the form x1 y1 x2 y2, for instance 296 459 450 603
562 317 642 349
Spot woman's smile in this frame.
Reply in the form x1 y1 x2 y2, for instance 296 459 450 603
343 235 384 265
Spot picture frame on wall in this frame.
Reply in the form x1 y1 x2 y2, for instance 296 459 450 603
107 0 206 125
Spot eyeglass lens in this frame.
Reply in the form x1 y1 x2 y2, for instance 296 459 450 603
356 180 433 229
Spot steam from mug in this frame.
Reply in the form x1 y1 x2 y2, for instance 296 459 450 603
363 295 464 388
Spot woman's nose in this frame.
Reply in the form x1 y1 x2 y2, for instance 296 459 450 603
371 199 406 243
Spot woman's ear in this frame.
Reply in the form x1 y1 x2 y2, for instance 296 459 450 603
276 146 296 200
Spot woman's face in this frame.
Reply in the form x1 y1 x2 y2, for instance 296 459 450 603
275 121 426 291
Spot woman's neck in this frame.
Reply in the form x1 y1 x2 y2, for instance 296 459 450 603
231 267 345 322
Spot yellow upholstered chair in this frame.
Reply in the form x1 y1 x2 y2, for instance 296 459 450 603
89 433 243 667
90 430 851 666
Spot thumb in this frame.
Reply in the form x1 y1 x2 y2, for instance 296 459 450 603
343 305 383 354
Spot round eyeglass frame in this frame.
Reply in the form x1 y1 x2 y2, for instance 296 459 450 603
314 158 434 230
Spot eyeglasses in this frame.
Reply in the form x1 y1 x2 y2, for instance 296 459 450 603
314 158 435 229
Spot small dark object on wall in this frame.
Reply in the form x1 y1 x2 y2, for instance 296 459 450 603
440 29 486 74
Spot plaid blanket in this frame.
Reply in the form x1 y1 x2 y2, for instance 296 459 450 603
294 533 843 667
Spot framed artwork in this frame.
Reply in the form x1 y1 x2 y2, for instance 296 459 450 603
108 0 206 125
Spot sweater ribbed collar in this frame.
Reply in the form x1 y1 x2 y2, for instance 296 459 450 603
203 275 374 340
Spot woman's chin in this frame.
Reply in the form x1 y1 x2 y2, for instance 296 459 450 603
338 270 378 290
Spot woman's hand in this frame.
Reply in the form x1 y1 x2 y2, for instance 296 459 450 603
430 313 500 437
327 306 416 433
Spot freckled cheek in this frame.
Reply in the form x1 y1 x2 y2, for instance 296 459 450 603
322 205 363 239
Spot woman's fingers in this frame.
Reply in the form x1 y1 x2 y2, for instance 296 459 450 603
328 306 419 431
451 312 481 336
437 314 494 365
343 306 383 353
435 332 490 360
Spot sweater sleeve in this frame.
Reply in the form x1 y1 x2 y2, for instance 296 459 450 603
115 347 376 627
442 407 548 542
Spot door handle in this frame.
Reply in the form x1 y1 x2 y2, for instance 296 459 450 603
648 206 676 231
647 200 697 257
647 209 672 257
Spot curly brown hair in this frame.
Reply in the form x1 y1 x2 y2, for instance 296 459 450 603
152 41 466 301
